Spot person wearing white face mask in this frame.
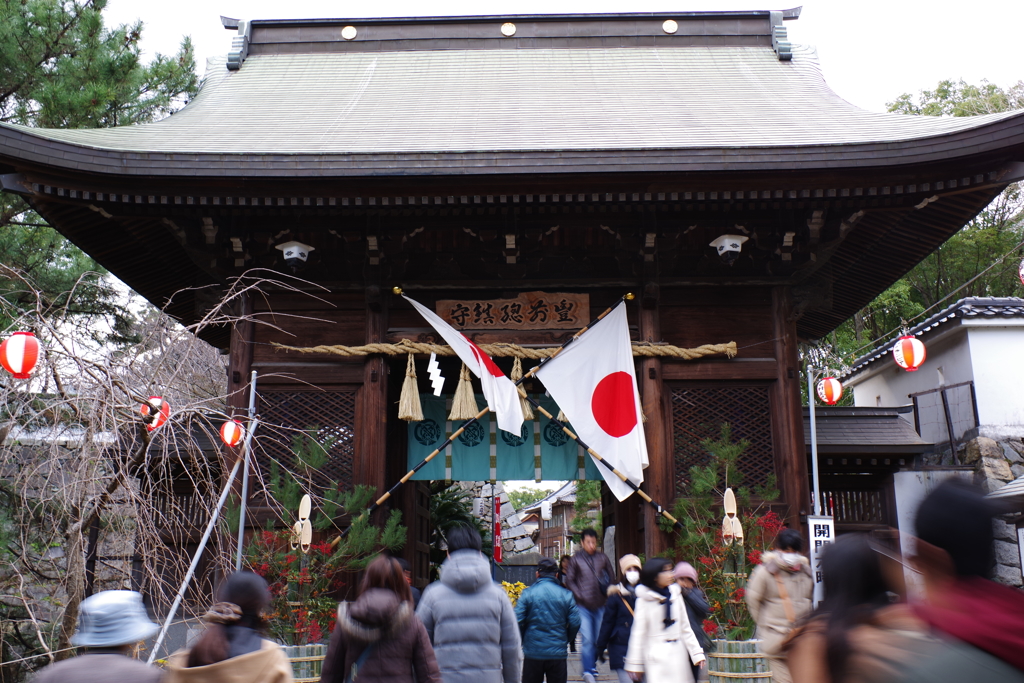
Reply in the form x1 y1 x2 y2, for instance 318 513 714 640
745 529 813 683
596 554 642 683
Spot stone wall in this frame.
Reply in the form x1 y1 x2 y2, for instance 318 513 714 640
964 436 1024 587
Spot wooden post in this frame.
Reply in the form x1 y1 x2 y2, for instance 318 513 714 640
770 287 810 533
639 298 673 559
355 290 388 502
227 292 255 415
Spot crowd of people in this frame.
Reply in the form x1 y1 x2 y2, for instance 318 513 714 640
35 479 1024 683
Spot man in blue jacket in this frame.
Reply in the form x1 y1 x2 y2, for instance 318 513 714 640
515 557 582 683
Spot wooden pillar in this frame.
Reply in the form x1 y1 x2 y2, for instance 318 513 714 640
227 292 255 415
638 299 673 559
770 287 810 533
355 290 388 499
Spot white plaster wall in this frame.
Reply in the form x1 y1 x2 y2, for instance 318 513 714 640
966 323 1024 439
850 330 974 444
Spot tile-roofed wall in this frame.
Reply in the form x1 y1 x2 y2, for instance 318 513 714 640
845 297 1024 378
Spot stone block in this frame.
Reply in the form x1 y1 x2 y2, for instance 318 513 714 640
514 537 535 551
964 437 1004 465
506 513 522 527
1003 441 1024 464
994 518 1018 542
992 562 1023 587
994 539 1021 567
1012 464 1024 479
976 456 1013 485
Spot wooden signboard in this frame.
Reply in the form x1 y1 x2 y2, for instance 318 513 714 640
436 292 589 330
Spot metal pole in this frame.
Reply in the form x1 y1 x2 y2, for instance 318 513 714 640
807 366 822 517
148 457 242 664
235 371 258 571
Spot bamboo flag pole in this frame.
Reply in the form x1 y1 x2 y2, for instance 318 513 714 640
329 289 635 548
520 390 683 530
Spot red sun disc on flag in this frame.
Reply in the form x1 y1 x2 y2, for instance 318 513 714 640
465 336 505 377
591 371 638 437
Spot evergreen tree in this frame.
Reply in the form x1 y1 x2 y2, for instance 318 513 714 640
0 0 199 339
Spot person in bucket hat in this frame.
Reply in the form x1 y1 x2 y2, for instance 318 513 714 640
33 590 162 683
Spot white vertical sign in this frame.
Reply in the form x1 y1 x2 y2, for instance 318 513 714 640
807 515 835 607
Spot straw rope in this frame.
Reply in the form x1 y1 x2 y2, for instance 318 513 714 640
272 339 737 360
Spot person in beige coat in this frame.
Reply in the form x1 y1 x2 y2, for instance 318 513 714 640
164 572 294 683
624 558 705 683
745 529 812 683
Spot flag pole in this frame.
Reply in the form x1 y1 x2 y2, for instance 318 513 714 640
519 391 684 531
328 290 636 548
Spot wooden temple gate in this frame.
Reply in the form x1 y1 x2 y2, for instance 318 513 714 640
2 9 1022 588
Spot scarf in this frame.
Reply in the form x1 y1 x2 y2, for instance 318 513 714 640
653 585 675 628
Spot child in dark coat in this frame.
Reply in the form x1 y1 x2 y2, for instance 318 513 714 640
596 554 642 683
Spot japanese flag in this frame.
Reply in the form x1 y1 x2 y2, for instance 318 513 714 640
403 295 524 436
535 303 647 501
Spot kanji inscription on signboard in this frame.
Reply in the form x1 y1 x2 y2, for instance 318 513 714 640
437 292 589 330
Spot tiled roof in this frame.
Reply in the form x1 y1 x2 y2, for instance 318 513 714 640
802 407 931 454
989 475 1024 504
2 12 1023 177
844 297 1024 379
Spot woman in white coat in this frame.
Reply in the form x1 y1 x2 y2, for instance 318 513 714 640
624 558 706 683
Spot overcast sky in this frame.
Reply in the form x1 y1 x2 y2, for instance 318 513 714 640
102 0 1023 113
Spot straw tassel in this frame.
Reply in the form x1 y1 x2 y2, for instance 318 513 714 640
398 354 424 422
448 364 479 420
510 357 534 420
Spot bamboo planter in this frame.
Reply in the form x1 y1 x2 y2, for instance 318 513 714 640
708 640 772 683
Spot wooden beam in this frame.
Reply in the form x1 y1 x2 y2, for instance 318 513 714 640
770 287 810 533
661 359 778 381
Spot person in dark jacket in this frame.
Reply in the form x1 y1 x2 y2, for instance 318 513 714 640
676 561 713 682
32 590 162 683
416 523 522 683
320 555 441 683
515 557 581 683
596 554 641 683
565 528 613 683
904 479 1024 680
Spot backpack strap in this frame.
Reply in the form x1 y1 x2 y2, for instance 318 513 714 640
773 574 796 624
620 594 635 618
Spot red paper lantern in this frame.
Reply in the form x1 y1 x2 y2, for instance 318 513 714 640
892 335 927 372
140 396 170 431
220 420 245 447
1018 257 1024 286
816 377 843 405
0 331 40 379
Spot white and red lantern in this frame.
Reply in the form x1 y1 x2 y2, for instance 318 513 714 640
220 420 245 447
816 377 843 405
892 335 927 372
0 331 40 379
140 396 170 431
1018 257 1024 286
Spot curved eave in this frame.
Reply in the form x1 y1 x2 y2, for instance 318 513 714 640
2 112 1024 179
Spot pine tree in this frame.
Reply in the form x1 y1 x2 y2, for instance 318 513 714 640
0 0 199 339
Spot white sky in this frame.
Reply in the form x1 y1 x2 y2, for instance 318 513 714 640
103 0 1024 113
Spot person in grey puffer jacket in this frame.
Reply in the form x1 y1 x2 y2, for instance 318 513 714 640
416 524 522 683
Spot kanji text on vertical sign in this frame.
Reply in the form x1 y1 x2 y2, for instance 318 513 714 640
807 515 834 607
436 292 589 330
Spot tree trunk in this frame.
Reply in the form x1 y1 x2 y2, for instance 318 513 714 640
56 524 87 660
